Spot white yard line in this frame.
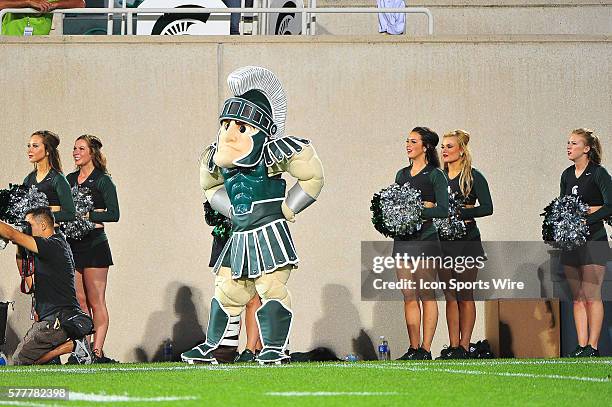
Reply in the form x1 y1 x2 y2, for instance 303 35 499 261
0 401 63 407
343 364 611 383
396 359 612 366
266 392 400 397
0 358 609 374
332 359 612 367
69 392 196 402
0 365 233 374
0 359 609 386
0 393 196 406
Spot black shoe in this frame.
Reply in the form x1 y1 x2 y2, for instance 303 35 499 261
397 348 418 360
436 346 468 360
579 345 600 358
414 347 432 360
93 354 119 364
469 340 495 359
468 343 478 358
565 345 585 358
46 356 62 365
436 346 453 360
234 349 257 363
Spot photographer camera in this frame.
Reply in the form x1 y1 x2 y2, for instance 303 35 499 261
0 207 93 365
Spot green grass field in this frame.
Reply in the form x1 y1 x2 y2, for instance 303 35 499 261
0 359 610 406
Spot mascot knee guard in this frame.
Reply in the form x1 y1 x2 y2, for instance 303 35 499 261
255 299 293 364
180 297 240 364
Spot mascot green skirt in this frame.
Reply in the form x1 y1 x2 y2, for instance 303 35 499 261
181 66 325 365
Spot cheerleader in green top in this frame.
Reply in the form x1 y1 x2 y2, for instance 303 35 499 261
23 131 75 222
394 127 449 361
67 135 119 363
561 129 611 358
19 131 75 294
438 130 493 359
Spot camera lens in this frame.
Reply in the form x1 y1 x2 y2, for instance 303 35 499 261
15 221 32 236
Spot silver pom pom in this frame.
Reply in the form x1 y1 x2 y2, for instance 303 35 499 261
542 195 590 251
434 191 467 240
60 186 96 240
7 185 49 222
379 183 424 236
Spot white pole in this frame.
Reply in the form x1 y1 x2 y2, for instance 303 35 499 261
239 0 245 35
310 0 316 35
121 0 126 35
127 7 133 35
107 0 114 35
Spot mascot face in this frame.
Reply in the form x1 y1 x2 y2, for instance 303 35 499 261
214 119 259 168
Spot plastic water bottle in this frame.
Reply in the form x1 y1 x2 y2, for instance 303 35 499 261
162 339 174 362
344 353 359 362
378 336 390 360
0 352 7 366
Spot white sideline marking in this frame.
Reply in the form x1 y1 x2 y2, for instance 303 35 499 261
267 392 399 397
0 365 233 374
69 392 197 402
434 367 611 383
348 365 611 383
0 402 62 407
0 393 196 405
398 359 612 366
332 359 612 367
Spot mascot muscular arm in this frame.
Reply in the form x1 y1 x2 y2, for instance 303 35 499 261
279 144 324 222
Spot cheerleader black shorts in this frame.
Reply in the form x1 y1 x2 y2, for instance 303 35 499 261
69 229 114 269
560 235 610 267
441 228 486 260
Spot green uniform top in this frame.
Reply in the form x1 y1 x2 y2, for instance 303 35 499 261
448 168 494 220
395 164 449 240
395 164 449 219
560 162 611 239
24 169 76 222
67 168 120 224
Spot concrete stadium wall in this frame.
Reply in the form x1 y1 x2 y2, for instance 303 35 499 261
315 1 612 36
0 35 610 362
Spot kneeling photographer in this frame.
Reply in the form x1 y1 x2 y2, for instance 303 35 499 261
0 207 93 365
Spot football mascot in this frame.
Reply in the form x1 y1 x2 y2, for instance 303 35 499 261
181 66 324 364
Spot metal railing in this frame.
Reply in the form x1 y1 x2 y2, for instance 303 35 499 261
0 6 433 36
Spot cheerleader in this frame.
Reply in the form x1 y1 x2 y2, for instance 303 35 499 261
23 130 75 222
437 130 493 359
560 129 610 357
395 127 449 360
20 131 76 292
67 135 119 363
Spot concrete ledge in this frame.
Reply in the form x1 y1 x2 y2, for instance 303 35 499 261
319 0 611 6
0 34 610 44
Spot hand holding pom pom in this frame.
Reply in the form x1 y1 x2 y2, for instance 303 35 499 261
59 186 96 240
434 191 467 241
